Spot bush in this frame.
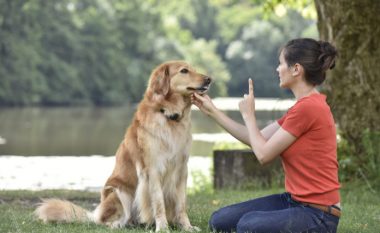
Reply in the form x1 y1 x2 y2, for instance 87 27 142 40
338 129 380 189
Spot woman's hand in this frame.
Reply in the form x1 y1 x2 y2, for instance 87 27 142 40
191 93 217 117
239 79 255 120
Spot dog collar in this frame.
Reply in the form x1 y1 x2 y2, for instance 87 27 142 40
160 108 180 122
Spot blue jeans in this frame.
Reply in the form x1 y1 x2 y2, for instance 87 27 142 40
209 193 339 233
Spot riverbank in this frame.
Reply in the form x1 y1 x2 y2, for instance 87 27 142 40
0 155 211 191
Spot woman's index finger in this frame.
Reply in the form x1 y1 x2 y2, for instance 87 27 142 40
249 78 254 95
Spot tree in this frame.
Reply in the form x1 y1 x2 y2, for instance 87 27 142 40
315 0 380 182
152 0 231 97
0 0 45 105
0 0 232 106
175 0 316 98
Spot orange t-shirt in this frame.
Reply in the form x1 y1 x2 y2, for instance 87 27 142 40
277 93 340 205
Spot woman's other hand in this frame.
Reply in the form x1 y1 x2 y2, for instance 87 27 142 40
191 93 217 117
239 79 256 120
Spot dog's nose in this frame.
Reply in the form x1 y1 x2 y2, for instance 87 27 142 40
169 113 180 121
204 76 212 85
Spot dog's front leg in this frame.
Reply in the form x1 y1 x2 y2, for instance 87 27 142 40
175 165 200 232
149 169 169 232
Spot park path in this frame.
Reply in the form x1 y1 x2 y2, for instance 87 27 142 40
0 155 211 191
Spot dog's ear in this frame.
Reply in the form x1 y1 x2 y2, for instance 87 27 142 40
149 64 171 98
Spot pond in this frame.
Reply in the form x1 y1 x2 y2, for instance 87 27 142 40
0 98 293 156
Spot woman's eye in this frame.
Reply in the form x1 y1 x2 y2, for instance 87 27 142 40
180 68 189 74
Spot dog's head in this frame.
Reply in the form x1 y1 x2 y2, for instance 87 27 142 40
147 61 211 100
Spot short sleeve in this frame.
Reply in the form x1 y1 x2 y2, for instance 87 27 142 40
280 102 316 137
277 112 287 126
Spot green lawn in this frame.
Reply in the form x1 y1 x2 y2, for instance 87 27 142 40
0 185 379 233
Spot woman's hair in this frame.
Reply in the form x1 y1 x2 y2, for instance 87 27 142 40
282 38 338 86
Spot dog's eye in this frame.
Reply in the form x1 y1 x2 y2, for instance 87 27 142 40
180 68 189 74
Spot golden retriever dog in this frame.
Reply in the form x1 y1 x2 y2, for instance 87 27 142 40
35 61 211 232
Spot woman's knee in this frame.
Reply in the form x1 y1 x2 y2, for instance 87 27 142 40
236 212 264 233
209 208 233 233
209 210 223 232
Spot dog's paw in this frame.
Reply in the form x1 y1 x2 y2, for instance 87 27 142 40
154 226 170 233
191 226 201 232
107 216 129 229
150 230 170 233
181 225 201 232
108 221 124 229
155 220 169 232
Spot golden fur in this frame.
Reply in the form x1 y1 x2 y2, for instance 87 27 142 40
35 61 211 232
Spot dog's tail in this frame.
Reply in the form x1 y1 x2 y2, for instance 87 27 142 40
35 199 93 223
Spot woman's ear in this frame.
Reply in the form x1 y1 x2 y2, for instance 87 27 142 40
292 63 303 77
149 64 170 98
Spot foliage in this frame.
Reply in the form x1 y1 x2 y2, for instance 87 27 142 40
188 170 213 195
177 0 318 98
338 130 380 189
0 0 317 106
258 0 315 19
0 0 159 105
211 1 317 97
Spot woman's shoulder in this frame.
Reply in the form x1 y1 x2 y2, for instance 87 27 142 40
284 94 329 121
293 93 327 109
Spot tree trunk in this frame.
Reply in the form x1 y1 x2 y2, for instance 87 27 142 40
315 0 380 179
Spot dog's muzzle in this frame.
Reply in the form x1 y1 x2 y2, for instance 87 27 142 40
187 76 212 93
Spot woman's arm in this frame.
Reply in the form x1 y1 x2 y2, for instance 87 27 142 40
243 117 296 164
191 93 280 145
261 121 281 140
239 79 296 165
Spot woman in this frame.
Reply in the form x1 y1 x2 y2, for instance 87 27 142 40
191 38 341 233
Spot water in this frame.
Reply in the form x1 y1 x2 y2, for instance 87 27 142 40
0 98 293 156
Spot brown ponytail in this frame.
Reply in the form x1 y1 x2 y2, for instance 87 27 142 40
282 38 338 86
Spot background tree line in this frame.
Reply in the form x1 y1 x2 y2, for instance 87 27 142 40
0 0 316 106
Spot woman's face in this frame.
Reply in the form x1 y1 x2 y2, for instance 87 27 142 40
276 50 294 88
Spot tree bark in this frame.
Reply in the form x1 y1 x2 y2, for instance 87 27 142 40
315 0 380 163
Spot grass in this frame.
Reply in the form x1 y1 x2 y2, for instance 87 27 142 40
0 185 379 233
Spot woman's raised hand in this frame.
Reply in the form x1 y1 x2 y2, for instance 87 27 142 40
239 78 256 120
